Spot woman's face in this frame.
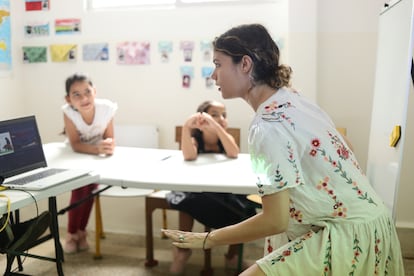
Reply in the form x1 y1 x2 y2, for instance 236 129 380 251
65 80 96 113
211 51 249 100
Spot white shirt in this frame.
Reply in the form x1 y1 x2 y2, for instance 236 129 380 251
62 99 117 145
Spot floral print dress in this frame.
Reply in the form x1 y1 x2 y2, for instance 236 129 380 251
250 88 404 275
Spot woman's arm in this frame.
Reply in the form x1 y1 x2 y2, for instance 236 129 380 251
206 189 289 247
162 189 290 249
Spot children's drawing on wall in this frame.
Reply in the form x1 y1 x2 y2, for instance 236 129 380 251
200 40 212 62
158 41 173 63
116 41 150 65
55 18 81 35
180 41 194 62
22 46 47 63
202 66 214 89
25 0 49 11
83 43 109 62
50 44 77 62
180 66 194 88
24 22 49 37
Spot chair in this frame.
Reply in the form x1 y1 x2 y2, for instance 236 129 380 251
94 125 159 259
145 126 243 275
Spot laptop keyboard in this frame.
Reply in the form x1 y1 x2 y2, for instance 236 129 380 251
7 168 67 185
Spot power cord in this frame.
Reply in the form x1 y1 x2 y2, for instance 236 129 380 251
12 189 39 217
0 187 40 272
0 191 11 232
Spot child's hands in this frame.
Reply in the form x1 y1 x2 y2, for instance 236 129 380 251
98 138 115 155
184 112 219 132
198 112 219 132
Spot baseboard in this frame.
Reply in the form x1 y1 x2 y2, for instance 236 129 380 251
397 227 414 258
396 221 414 229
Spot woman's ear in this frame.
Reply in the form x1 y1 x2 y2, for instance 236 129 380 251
65 95 71 104
241 55 253 73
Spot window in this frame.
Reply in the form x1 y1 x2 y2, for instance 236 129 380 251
87 0 277 10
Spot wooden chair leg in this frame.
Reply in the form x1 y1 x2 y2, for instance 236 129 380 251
161 209 168 239
94 195 103 259
237 243 244 274
145 197 160 266
145 195 172 267
200 226 213 276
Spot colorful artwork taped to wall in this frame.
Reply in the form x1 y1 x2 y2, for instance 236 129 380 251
158 41 173 63
23 46 47 63
180 65 194 88
83 43 109 61
24 22 49 37
116 41 150 65
50 44 77 62
55 18 81 35
180 41 194 62
25 0 49 11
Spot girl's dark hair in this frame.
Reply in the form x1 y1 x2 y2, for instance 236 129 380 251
196 100 216 113
213 23 292 89
65 73 93 96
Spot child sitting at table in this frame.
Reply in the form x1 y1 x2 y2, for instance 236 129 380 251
166 100 256 274
61 73 117 254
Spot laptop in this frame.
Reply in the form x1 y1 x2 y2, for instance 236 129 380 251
0 115 91 190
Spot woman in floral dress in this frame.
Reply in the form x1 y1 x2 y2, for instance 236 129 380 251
163 23 404 275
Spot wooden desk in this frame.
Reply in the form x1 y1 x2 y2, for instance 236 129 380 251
0 173 99 276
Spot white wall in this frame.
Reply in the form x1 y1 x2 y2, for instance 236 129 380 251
13 0 290 154
0 78 23 119
316 0 382 170
396 85 414 228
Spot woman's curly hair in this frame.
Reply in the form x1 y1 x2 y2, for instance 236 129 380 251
213 24 292 90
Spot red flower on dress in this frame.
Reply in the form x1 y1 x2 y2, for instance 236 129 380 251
311 138 320 148
282 250 291 256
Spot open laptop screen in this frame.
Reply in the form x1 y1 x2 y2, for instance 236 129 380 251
0 116 46 178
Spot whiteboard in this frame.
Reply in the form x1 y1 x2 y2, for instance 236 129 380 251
366 0 414 218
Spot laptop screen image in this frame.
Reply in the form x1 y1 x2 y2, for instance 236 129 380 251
0 115 47 179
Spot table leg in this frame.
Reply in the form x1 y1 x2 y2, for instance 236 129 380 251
94 195 103 260
11 210 24 272
48 197 64 276
144 198 158 267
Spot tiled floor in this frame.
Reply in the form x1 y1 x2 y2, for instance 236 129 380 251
0 228 413 275
0 230 263 275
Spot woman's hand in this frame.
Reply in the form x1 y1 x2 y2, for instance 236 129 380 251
161 229 212 249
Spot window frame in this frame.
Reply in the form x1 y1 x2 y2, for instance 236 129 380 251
86 0 278 11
